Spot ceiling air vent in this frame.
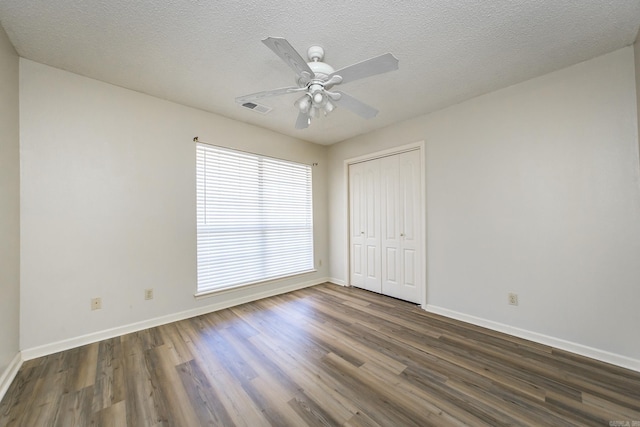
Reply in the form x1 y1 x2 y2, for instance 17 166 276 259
241 102 272 114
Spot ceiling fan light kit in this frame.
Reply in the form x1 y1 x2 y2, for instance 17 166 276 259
236 37 399 129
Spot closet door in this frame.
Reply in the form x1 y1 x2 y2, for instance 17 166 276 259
399 150 421 302
380 150 421 303
380 154 401 297
349 160 382 293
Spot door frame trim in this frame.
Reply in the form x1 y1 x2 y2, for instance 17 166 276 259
344 141 427 307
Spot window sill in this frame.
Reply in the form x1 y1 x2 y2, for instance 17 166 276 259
194 269 317 300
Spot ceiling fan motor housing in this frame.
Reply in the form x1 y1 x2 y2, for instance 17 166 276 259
297 61 335 87
308 61 334 78
295 45 335 86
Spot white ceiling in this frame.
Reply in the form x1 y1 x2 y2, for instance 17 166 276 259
1 1 639 145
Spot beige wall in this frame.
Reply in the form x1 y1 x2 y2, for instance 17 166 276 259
9 35 640 372
635 33 640 160
0 24 20 382
19 59 329 352
329 47 640 367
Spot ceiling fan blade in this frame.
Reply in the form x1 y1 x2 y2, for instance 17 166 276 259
329 53 399 85
333 91 379 119
262 37 314 82
295 111 310 129
235 86 305 104
323 75 343 90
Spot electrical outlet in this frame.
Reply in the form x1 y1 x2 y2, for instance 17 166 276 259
144 288 154 300
318 259 322 267
91 297 102 310
508 293 519 306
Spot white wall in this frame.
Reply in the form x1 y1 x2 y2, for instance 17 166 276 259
14 44 640 368
329 47 640 365
635 35 640 159
0 24 21 385
19 59 328 352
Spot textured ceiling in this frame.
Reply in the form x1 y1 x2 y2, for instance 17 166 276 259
1 1 640 145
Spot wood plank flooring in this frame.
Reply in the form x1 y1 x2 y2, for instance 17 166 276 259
1 283 639 426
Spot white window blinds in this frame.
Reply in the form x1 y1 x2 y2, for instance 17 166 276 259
196 143 314 295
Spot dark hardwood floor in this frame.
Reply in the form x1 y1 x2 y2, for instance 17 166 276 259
1 283 639 426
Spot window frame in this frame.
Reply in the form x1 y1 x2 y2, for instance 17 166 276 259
195 142 315 297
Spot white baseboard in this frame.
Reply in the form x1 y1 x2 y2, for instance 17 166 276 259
328 277 347 286
0 352 22 402
425 304 640 373
22 278 327 361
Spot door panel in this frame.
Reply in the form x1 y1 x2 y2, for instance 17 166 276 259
380 154 402 299
350 149 421 302
367 245 377 278
403 249 416 287
349 162 365 288
403 156 417 242
353 244 363 276
381 150 421 303
397 150 421 302
385 247 397 283
349 160 381 293
363 160 381 292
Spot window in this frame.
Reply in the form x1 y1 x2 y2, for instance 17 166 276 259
196 142 314 295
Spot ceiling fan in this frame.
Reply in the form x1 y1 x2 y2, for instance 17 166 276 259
236 37 399 129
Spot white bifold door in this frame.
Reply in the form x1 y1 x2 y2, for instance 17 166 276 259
349 149 422 303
